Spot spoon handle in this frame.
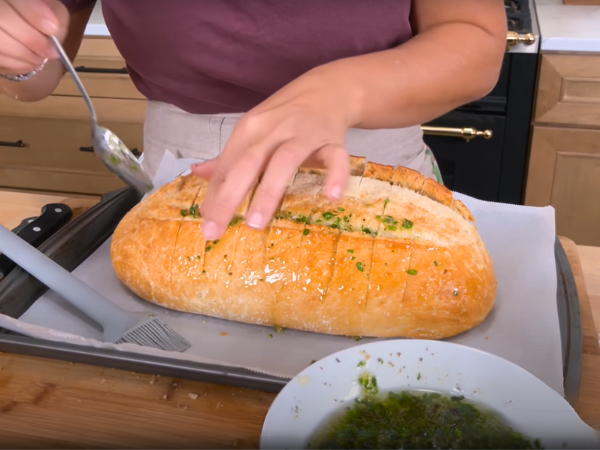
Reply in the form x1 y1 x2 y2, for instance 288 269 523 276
49 35 98 124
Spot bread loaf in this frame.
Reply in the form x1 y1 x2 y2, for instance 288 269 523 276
110 157 497 339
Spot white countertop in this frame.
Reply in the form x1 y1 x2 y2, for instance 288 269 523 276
535 0 600 52
84 1 109 36
85 0 600 53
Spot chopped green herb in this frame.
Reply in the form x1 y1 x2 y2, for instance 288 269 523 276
310 359 317 365
323 211 336 220
273 325 284 334
268 334 273 338
402 219 414 229
376 215 399 226
417 372 422 380
350 256 356 260
213 239 220 245
310 391 542 449
358 372 378 395
383 198 390 207
338 207 345 212
186 256 191 261
361 225 372 235
386 225 397 231
357 361 366 367
356 262 364 272
196 255 201 260
303 228 310 236
202 270 207 274
433 261 439 266
295 215 308 224
229 216 241 226
355 336 363 342
347 249 354 254
330 223 340 229
343 215 352 223
378 358 384 365
109 154 120 165
206 245 212 252
407 269 417 275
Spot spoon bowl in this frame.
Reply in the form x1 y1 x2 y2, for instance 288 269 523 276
50 35 153 194
93 126 154 193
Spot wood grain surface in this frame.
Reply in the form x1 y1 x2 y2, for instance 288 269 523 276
0 194 598 448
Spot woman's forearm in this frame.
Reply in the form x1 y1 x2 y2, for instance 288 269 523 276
305 1 507 130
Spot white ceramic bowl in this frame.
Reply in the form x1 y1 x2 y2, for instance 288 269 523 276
260 339 600 449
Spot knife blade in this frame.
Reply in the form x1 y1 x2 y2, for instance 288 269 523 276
0 203 73 280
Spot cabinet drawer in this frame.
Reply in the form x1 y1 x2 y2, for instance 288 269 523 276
525 126 600 246
0 96 146 195
54 71 145 100
534 53 600 127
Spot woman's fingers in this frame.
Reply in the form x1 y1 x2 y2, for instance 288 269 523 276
245 140 310 229
0 28 46 71
6 0 60 35
200 141 270 241
190 159 218 180
315 143 350 201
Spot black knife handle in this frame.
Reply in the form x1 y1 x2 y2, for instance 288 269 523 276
0 203 73 278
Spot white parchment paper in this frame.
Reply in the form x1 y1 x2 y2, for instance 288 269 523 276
0 151 564 395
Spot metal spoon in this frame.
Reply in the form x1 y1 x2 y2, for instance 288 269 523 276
49 35 154 194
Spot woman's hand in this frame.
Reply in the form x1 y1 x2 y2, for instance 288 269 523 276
192 0 507 241
191 69 359 241
0 0 69 77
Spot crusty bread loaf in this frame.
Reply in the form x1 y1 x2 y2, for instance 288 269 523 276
110 157 497 339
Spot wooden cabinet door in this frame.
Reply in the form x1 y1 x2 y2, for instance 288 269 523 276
525 126 600 246
534 54 600 128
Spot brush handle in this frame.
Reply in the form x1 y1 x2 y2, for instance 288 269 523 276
0 222 128 328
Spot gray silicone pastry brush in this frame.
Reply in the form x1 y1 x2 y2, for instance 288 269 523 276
0 223 191 352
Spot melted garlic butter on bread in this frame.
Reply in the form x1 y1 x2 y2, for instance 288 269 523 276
110 157 497 339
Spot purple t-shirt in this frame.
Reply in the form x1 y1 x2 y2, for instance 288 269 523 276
61 1 413 114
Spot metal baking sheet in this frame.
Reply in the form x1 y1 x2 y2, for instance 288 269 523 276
0 187 583 401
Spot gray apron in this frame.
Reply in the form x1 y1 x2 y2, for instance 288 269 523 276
141 100 443 184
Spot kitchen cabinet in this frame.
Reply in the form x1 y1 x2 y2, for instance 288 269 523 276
0 37 145 196
525 53 600 246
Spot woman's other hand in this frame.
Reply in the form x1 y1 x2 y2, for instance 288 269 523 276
0 0 69 77
192 70 358 241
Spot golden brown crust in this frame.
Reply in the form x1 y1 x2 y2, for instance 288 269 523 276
110 165 496 339
452 199 475 222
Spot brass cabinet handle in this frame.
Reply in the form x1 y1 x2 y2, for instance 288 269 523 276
506 31 536 51
421 126 493 142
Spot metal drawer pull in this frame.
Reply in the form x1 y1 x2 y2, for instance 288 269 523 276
421 126 493 142
0 139 26 148
74 66 128 74
80 146 141 157
506 31 536 50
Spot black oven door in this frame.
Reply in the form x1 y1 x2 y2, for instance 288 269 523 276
423 111 506 202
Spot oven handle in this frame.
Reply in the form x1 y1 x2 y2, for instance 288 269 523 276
506 31 536 51
421 126 493 143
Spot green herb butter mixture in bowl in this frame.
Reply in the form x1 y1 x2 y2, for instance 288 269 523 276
260 340 600 449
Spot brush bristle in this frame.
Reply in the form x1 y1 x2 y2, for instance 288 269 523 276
114 318 191 352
